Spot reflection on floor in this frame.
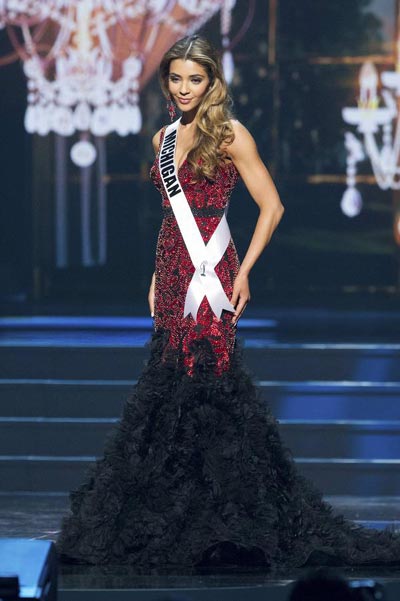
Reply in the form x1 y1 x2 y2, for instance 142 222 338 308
1 493 400 542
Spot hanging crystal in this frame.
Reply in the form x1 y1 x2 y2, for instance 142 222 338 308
340 186 363 218
221 0 236 84
123 54 142 135
340 132 365 218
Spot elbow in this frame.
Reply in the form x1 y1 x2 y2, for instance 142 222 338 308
272 202 285 224
259 200 285 224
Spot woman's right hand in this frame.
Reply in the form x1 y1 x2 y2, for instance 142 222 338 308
148 272 155 318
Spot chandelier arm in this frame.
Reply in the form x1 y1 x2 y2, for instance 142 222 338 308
116 11 142 42
98 2 119 39
96 1 145 64
20 18 58 67
45 19 74 65
16 16 69 69
144 22 160 55
28 19 50 49
0 49 21 66
46 4 78 64
105 0 140 32
128 1 166 66
135 8 155 61
41 5 84 68
21 20 37 56
96 14 113 61
364 132 391 189
228 0 256 50
146 0 176 25
6 23 30 61
391 113 400 171
112 1 147 51
104 11 119 66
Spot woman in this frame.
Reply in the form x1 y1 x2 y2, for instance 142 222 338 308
58 36 400 567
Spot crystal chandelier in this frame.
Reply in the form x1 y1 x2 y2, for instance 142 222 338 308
0 0 238 167
341 41 400 218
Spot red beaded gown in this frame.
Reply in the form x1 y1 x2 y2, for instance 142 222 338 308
57 128 400 567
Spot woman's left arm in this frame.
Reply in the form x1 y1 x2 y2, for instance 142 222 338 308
227 121 285 324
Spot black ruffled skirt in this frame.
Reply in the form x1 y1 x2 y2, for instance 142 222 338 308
57 330 400 567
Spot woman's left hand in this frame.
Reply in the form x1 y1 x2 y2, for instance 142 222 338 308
230 273 251 324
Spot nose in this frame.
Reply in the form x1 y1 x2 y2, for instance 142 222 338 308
179 81 189 95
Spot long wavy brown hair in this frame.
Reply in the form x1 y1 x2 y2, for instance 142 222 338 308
159 35 235 180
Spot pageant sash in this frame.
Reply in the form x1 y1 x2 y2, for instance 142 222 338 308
159 118 235 321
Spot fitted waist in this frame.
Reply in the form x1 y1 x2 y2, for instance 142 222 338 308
162 206 226 219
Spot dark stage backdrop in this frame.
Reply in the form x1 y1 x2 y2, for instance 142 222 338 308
0 0 399 310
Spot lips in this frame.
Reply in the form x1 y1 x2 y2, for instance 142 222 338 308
178 98 192 104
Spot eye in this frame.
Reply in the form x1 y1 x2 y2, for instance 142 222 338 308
169 75 180 83
191 78 203 84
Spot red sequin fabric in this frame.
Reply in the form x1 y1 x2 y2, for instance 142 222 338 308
150 127 241 375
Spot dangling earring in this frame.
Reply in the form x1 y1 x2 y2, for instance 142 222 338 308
167 96 176 121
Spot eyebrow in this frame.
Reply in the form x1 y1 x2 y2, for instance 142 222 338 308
169 72 205 77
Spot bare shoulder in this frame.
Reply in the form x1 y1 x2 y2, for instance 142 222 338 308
230 119 250 135
152 127 164 155
226 119 258 159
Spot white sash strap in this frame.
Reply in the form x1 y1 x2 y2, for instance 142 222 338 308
159 118 235 322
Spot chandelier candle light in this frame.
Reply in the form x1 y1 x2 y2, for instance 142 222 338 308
341 39 400 218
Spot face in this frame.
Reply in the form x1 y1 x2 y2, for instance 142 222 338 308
168 58 210 114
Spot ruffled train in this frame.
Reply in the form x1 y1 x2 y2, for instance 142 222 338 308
57 329 400 567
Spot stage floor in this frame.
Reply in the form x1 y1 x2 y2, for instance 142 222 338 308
57 565 400 601
1 310 400 599
1 493 400 600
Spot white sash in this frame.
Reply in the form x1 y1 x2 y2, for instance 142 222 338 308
159 118 235 322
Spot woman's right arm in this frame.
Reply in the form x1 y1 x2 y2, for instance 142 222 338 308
152 128 162 154
148 272 155 317
148 128 163 317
